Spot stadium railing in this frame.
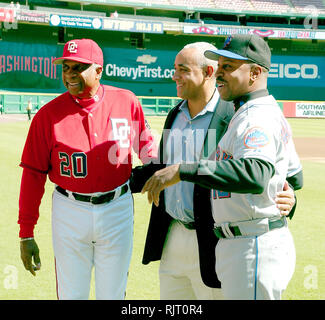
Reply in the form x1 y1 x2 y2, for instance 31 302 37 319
138 96 182 115
0 92 182 116
0 92 59 114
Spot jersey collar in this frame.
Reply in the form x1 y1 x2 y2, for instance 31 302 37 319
233 89 269 112
180 88 219 120
70 84 104 109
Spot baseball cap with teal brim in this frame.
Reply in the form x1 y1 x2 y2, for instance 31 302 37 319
204 34 271 70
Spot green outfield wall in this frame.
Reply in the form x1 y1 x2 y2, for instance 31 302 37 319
0 24 325 101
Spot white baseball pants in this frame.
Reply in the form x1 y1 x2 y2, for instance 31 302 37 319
215 226 296 300
52 189 133 300
159 220 224 300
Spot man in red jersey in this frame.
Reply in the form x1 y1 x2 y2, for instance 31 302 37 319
18 38 157 300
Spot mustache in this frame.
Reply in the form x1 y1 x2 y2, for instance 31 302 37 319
216 77 226 83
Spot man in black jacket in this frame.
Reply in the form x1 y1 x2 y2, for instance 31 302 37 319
131 42 299 300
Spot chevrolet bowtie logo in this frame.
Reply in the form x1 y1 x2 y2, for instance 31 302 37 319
136 55 157 65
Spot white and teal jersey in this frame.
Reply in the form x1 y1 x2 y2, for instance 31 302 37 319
211 95 302 224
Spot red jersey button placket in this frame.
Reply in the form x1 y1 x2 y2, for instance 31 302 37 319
86 110 99 191
87 112 97 148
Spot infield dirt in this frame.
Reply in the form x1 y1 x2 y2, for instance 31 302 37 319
293 137 325 162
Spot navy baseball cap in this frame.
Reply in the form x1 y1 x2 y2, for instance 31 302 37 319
205 34 271 70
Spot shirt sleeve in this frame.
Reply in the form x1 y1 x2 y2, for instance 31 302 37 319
286 138 303 191
286 137 303 178
287 170 303 191
130 162 165 193
20 110 52 173
131 97 158 164
18 168 47 237
179 158 274 194
18 110 51 237
232 124 277 165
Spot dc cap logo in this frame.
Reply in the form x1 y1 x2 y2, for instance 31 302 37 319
67 41 78 53
223 36 232 49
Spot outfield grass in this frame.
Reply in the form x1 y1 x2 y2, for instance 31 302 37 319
0 117 324 300
287 118 325 137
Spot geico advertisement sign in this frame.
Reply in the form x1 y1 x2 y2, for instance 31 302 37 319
268 63 319 79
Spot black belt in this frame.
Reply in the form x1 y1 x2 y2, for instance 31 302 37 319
213 217 286 239
55 184 128 205
176 220 196 230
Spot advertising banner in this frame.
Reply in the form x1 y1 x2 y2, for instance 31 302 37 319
268 55 324 88
296 102 325 118
282 101 325 118
49 14 103 30
0 41 177 94
183 25 325 40
0 8 14 22
102 48 175 83
0 41 324 100
16 10 49 23
103 18 163 34
0 41 61 90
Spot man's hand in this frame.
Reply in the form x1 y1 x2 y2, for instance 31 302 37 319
275 181 295 216
141 164 181 207
20 238 41 276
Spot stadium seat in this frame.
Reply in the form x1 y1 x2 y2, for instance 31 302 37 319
169 0 215 8
291 0 325 14
34 6 106 17
250 0 293 13
118 0 170 5
213 0 254 11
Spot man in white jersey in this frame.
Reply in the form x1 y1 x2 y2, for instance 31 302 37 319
141 34 303 300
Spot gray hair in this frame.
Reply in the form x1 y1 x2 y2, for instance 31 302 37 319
182 42 219 71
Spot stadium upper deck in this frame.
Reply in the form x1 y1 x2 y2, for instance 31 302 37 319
1 0 325 16
0 0 324 32
83 0 325 14
0 0 324 101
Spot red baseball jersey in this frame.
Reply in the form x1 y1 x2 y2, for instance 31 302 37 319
18 84 157 237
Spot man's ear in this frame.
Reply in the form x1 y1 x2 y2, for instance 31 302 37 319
205 65 214 78
250 64 262 81
96 66 103 80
